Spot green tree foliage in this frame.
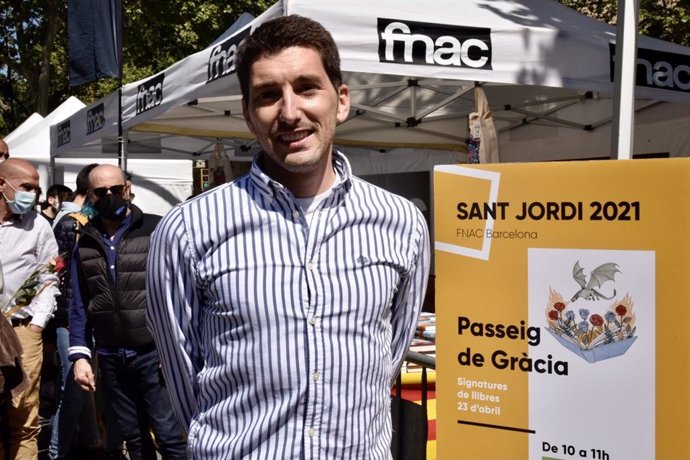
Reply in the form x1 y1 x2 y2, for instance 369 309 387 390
0 0 687 135
0 1 65 132
0 0 273 134
559 0 690 47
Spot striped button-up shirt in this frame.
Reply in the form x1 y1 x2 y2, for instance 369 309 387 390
146 152 430 459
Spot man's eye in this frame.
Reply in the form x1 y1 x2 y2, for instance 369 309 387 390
254 91 280 104
297 84 319 95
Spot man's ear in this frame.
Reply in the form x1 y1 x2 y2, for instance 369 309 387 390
336 84 350 124
123 183 132 202
242 99 256 135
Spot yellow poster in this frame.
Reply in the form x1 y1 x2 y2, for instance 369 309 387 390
434 159 689 460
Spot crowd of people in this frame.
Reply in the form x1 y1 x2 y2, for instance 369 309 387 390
1 15 430 460
0 156 185 460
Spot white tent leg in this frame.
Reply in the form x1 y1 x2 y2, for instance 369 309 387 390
610 0 639 160
121 128 129 171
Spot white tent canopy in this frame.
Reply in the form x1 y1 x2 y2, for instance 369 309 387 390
11 97 84 161
4 112 44 146
6 96 192 215
51 0 690 162
7 97 84 194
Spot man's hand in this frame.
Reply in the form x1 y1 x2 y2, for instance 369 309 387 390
74 358 96 392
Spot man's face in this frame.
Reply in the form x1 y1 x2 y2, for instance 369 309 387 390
87 166 130 205
0 167 39 204
242 46 350 177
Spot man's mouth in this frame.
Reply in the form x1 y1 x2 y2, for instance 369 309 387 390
277 130 311 144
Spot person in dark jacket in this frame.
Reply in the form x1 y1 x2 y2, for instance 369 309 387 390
68 164 186 460
49 163 101 459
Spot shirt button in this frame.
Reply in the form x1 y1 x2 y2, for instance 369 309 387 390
292 210 300 219
109 265 115 269
307 261 317 271
312 372 320 382
110 246 115 250
307 428 316 437
308 316 318 326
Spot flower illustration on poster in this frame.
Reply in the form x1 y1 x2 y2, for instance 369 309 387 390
544 261 637 363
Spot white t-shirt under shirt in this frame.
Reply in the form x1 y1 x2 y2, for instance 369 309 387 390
294 172 339 225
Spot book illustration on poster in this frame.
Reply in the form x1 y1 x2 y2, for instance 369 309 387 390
545 260 637 364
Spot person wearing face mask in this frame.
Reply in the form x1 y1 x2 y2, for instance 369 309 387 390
0 158 60 460
48 163 104 460
40 184 72 226
68 164 186 460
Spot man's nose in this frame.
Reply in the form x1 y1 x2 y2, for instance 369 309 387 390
278 89 300 124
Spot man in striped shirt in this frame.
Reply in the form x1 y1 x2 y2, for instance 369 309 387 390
147 15 430 459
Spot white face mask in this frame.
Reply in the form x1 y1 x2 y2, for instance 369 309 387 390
2 179 36 215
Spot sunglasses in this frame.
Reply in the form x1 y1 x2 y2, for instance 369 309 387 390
91 184 126 198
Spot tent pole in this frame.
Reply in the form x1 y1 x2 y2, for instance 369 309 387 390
610 0 639 160
118 83 125 168
122 127 128 172
49 154 56 186
116 0 125 169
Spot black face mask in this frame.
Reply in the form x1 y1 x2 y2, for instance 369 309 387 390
94 195 128 221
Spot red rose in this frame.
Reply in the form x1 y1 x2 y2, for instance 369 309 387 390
52 256 67 274
553 302 566 312
590 314 604 327
615 305 627 316
548 310 559 320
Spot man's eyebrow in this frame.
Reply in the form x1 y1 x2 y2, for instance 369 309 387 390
293 74 327 86
252 74 326 90
250 81 278 93
20 182 40 191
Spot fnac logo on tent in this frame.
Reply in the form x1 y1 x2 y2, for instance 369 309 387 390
377 18 492 70
57 120 71 147
136 74 165 115
86 103 105 135
609 44 690 92
207 28 250 83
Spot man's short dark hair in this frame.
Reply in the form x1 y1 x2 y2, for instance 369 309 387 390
46 184 72 200
75 163 99 195
237 15 343 101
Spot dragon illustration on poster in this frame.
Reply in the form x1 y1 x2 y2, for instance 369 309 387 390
545 260 637 363
570 261 620 302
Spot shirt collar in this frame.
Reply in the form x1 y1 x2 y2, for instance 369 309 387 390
249 150 353 200
93 209 134 237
